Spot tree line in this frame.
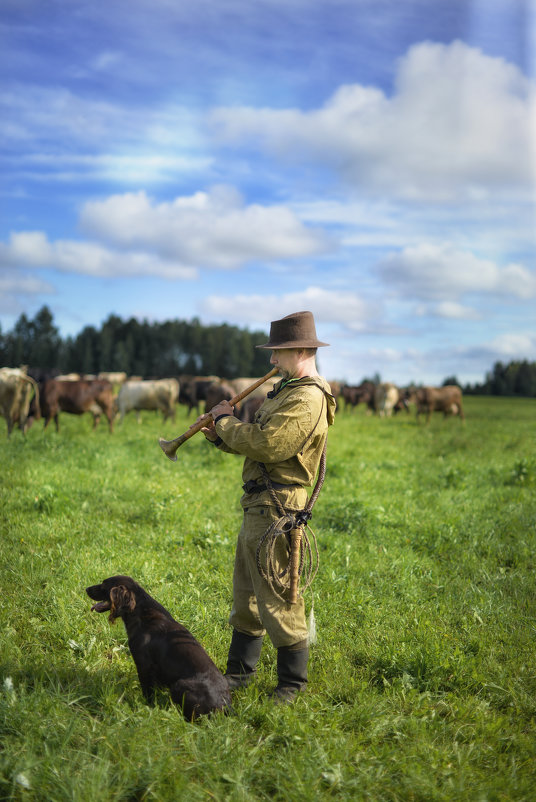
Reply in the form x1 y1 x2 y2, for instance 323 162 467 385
462 360 536 397
0 306 271 379
1 306 535 395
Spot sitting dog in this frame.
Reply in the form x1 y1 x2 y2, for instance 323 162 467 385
86 575 232 720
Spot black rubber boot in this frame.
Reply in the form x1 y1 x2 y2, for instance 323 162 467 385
271 640 309 703
225 629 264 689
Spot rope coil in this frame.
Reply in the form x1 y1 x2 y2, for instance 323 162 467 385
255 514 320 602
254 442 326 602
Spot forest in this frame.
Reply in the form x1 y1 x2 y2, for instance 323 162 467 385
1 305 535 395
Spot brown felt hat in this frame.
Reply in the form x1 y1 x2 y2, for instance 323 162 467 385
256 311 329 349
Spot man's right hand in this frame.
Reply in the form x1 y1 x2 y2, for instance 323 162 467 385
195 413 218 442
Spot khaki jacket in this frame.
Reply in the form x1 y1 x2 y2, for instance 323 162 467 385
215 376 336 510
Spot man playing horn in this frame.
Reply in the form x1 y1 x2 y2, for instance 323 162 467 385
200 311 336 702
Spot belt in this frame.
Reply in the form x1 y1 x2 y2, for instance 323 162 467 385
242 479 301 495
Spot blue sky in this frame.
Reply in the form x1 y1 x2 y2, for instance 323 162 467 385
1 0 535 385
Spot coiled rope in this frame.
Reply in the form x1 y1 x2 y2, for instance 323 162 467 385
255 443 326 602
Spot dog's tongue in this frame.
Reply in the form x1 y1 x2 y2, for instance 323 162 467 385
91 601 110 612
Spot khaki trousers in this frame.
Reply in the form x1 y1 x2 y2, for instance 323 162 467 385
229 505 308 648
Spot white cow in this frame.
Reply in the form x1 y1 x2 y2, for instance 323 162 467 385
374 382 400 417
98 371 128 386
227 376 278 412
115 378 180 423
0 367 40 436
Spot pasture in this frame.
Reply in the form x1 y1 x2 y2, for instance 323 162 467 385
1 396 535 801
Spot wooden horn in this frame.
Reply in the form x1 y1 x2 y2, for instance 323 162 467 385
158 368 278 462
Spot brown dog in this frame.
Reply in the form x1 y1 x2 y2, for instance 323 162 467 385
86 575 232 720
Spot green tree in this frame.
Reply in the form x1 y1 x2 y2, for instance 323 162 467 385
29 306 62 369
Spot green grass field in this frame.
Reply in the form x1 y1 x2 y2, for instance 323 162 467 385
1 397 535 801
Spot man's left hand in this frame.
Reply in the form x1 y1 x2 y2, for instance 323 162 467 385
210 400 234 421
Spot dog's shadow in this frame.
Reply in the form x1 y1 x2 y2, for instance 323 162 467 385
1 656 189 721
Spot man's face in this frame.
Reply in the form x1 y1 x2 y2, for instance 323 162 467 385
269 348 301 379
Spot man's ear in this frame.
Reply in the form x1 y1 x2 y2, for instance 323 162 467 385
108 585 136 622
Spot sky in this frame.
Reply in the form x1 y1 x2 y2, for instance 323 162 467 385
1 0 535 386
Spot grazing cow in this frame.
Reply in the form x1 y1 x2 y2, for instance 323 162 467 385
0 367 41 437
39 378 115 432
98 371 127 386
228 376 278 400
115 378 180 423
393 387 417 414
226 375 278 414
237 396 264 423
327 381 342 410
374 382 400 417
178 375 220 416
204 381 235 413
341 381 376 413
416 385 465 423
54 373 81 381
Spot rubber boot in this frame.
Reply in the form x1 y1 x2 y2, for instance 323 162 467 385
271 640 309 703
225 629 264 690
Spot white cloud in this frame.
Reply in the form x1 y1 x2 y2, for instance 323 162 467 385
10 153 212 185
0 188 329 283
0 271 54 296
488 332 536 358
377 243 536 301
415 301 481 320
200 286 374 330
211 40 536 200
0 232 198 280
0 86 209 184
80 187 329 268
0 268 56 315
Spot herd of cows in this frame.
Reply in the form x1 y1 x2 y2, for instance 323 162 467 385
0 367 464 438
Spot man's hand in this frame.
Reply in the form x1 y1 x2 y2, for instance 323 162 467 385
195 412 218 441
196 400 234 441
210 400 234 421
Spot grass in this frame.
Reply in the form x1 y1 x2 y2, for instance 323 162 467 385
1 396 535 801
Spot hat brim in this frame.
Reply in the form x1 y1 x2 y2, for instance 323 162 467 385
256 339 329 349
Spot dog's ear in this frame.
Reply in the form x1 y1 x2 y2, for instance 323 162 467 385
108 585 136 623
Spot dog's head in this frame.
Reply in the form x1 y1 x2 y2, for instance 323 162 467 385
86 575 139 623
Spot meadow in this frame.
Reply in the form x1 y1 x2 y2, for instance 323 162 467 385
1 396 535 801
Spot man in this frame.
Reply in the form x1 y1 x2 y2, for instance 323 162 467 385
201 311 336 701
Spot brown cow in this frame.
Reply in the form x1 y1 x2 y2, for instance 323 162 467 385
40 379 115 432
341 381 376 413
204 381 235 412
237 396 264 423
415 385 465 423
178 375 220 416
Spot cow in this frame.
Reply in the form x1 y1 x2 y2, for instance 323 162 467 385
237 396 264 423
415 385 465 423
374 382 400 417
98 371 127 387
115 378 180 423
39 378 115 432
0 367 41 437
178 375 220 416
393 387 417 414
204 381 235 413
54 373 81 381
327 381 342 410
226 376 278 414
228 376 278 400
341 381 376 413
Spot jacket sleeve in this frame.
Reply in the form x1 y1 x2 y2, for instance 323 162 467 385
214 390 316 462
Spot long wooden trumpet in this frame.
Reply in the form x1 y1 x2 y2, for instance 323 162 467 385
158 367 279 462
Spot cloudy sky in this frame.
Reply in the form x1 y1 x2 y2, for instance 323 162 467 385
1 0 535 385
